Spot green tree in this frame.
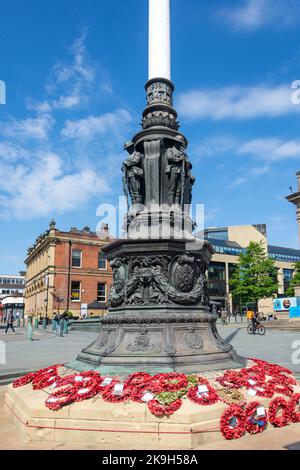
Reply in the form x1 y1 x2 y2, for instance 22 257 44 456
286 262 300 297
230 241 278 306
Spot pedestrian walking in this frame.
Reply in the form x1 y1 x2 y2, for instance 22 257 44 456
53 312 61 333
221 308 226 325
4 309 16 335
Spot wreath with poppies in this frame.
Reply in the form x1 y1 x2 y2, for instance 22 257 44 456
269 380 294 398
149 372 188 393
245 402 268 435
101 382 131 403
124 372 152 403
73 381 99 402
187 378 219 406
269 397 291 428
148 398 182 416
255 380 275 399
45 392 75 411
289 393 300 424
220 405 246 440
12 372 36 388
216 370 245 389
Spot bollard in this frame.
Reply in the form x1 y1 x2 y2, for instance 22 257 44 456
43 318 47 330
52 320 56 332
63 319 69 334
22 317 25 328
63 320 69 335
34 318 39 329
17 317 20 328
59 320 64 337
27 322 33 341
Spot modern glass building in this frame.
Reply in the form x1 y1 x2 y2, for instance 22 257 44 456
198 225 300 315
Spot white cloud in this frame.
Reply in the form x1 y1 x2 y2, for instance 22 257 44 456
61 109 132 140
0 33 129 221
28 31 111 114
196 134 300 163
218 0 300 31
177 84 298 120
237 138 300 161
0 114 54 141
0 151 110 219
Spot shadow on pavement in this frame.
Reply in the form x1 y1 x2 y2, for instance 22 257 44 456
284 442 300 450
223 328 242 344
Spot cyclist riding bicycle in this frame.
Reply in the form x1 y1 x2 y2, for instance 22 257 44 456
251 311 259 334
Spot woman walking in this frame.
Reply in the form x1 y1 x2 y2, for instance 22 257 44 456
4 310 16 335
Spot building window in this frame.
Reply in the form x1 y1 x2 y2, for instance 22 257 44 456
71 281 81 301
72 250 82 268
98 252 107 270
97 283 106 303
283 269 294 293
208 262 226 298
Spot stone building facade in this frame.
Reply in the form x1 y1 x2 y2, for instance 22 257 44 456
24 221 113 319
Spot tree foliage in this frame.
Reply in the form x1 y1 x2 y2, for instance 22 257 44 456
230 241 278 305
286 261 300 297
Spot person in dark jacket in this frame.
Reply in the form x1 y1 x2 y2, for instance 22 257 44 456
4 310 15 335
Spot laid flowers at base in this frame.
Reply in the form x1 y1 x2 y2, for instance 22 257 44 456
12 358 300 439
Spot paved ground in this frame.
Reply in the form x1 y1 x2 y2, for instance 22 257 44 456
0 327 98 376
0 323 299 378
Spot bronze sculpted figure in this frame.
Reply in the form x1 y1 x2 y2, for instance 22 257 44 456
165 145 185 206
122 142 144 205
183 157 196 206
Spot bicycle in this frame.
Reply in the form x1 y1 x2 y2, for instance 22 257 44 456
247 322 266 336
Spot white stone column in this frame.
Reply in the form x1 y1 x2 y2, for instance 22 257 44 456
149 0 171 80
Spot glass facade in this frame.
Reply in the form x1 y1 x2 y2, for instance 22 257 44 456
205 230 228 241
208 262 226 298
283 268 294 293
269 252 300 263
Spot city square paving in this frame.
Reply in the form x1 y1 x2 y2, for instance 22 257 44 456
0 323 299 378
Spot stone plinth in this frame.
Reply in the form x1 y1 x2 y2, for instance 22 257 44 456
5 373 300 450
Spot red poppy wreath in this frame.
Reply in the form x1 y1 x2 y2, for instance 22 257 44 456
148 398 182 417
187 382 219 406
289 393 300 424
220 405 246 440
149 372 188 393
245 402 268 435
269 397 291 428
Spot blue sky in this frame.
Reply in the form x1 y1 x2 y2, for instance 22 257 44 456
1 0 300 274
